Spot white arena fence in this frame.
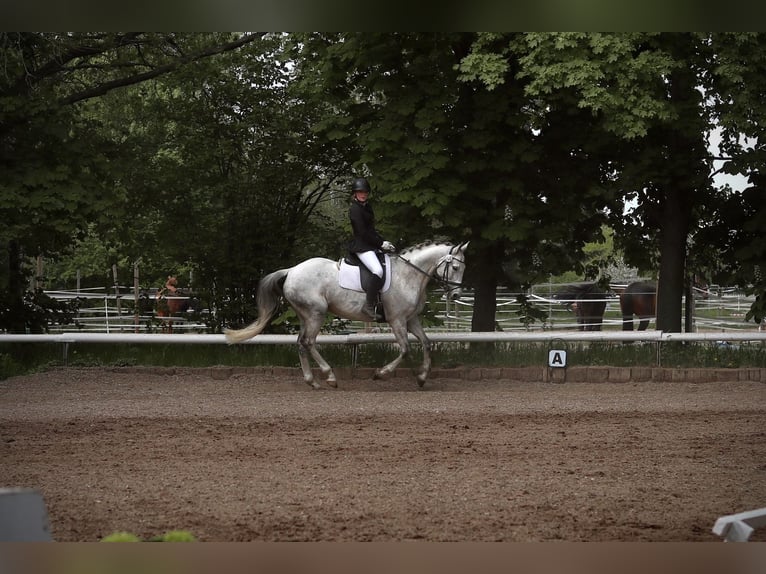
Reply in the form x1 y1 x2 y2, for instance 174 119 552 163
3 330 766 369
3 281 758 368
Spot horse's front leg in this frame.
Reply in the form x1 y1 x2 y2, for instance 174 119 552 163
406 316 432 387
373 320 410 380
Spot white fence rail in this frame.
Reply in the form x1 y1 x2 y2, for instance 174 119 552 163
4 330 766 368
6 331 766 345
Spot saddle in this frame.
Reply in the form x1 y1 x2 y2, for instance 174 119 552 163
338 252 391 293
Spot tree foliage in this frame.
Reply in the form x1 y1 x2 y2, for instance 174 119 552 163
96 35 352 328
3 32 766 334
462 32 765 331
0 32 264 332
697 33 766 323
1 32 351 332
294 33 618 330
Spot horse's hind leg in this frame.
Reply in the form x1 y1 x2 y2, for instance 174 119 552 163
308 344 337 388
296 345 316 388
298 313 337 389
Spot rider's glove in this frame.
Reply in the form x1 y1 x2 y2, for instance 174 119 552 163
381 241 396 253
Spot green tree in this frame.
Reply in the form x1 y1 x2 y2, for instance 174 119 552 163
463 32 759 332
294 33 618 331
697 33 766 324
0 32 263 332
76 34 352 329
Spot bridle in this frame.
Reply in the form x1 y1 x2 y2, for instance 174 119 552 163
394 243 467 291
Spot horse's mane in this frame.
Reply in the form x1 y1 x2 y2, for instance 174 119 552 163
399 240 453 255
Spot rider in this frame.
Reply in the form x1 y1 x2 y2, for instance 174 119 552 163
348 177 395 320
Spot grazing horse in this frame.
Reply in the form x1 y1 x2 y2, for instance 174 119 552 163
554 282 608 331
225 241 469 389
619 280 656 331
156 275 191 333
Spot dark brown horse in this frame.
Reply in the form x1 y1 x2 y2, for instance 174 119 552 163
554 282 608 331
619 280 656 331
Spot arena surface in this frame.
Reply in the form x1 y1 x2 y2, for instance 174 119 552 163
1 367 764 542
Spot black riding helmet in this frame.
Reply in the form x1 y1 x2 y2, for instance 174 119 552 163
351 177 371 194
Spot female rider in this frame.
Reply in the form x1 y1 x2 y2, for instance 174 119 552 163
348 177 395 319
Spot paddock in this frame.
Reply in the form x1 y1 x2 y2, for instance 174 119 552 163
1 366 764 541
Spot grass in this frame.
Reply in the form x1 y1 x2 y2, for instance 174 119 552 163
3 339 766 380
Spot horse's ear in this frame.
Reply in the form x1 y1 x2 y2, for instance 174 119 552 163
450 241 469 254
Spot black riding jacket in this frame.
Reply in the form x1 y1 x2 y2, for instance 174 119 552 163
348 198 384 253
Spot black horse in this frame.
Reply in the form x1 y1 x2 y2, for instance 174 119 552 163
619 280 656 331
554 282 608 331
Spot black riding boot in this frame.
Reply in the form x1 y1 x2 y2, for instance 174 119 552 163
362 274 384 320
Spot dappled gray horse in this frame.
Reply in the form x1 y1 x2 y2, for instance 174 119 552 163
225 241 469 388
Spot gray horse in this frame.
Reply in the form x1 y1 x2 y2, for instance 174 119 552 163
225 241 469 388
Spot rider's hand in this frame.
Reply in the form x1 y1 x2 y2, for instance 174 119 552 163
381 241 396 253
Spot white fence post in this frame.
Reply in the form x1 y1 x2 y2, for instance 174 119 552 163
713 508 766 542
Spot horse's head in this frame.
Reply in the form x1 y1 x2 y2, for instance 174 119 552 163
439 242 469 301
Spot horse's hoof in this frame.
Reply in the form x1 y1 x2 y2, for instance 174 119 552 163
416 375 427 388
325 377 337 389
373 370 386 380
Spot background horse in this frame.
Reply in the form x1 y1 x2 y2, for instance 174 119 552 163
225 241 469 389
554 282 608 331
619 280 656 331
156 276 192 333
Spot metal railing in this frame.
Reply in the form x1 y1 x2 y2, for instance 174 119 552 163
4 330 766 368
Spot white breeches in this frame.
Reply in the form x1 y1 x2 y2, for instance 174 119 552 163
357 250 383 277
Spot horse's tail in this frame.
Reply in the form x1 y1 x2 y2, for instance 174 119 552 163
224 269 289 344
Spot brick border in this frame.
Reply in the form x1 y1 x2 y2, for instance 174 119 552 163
101 365 766 383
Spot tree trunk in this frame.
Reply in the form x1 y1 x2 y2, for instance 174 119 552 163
656 47 703 334
656 186 690 333
7 240 27 333
470 242 500 332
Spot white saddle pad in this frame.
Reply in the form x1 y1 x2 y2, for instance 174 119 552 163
338 255 392 293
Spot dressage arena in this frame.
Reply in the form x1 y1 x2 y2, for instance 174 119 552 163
1 366 764 542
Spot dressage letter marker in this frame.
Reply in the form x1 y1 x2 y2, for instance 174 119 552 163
548 350 567 368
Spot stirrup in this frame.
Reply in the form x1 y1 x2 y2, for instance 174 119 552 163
362 303 378 319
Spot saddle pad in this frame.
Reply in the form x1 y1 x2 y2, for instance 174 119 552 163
338 254 392 293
